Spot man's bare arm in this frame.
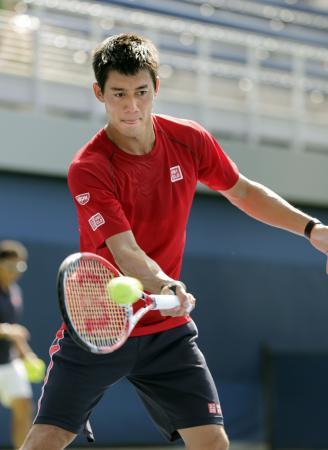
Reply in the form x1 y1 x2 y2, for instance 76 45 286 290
221 174 328 255
106 231 175 294
106 231 195 315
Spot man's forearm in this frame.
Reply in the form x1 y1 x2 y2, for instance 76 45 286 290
107 243 174 294
224 176 314 236
0 323 10 339
0 323 34 357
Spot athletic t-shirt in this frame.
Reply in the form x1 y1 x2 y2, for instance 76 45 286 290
67 114 239 335
0 284 23 364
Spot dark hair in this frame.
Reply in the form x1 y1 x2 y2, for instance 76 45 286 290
92 33 159 93
0 240 28 261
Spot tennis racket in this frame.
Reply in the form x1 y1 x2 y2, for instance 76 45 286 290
57 252 190 354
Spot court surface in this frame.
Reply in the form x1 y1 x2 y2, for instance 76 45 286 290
74 444 265 450
2 446 265 450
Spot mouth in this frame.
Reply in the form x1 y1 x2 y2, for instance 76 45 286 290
122 118 141 125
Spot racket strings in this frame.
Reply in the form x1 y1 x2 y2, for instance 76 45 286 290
64 258 129 349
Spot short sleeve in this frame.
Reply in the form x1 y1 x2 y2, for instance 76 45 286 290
68 160 131 249
197 128 239 191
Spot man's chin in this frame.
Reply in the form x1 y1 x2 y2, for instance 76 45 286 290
120 124 143 137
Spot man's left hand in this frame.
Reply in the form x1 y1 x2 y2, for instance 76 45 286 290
310 224 328 273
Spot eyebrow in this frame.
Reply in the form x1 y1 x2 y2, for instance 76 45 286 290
110 84 149 92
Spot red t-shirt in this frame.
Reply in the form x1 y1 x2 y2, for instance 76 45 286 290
67 114 239 335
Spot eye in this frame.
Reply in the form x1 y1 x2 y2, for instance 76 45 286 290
114 92 124 98
137 90 147 96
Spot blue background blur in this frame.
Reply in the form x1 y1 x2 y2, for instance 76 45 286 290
1 172 328 447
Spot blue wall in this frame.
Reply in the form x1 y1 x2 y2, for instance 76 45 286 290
1 171 328 447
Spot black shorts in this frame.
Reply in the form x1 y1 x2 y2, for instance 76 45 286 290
35 321 223 442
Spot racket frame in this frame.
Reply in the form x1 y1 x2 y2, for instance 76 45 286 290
57 252 132 353
57 252 186 354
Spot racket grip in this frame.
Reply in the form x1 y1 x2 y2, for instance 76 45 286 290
150 295 193 313
150 295 180 310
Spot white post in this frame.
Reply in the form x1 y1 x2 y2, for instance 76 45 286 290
291 53 306 153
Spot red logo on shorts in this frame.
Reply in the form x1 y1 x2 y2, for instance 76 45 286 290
208 403 222 415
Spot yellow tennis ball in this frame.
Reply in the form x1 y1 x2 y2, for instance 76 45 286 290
23 357 46 383
107 277 143 305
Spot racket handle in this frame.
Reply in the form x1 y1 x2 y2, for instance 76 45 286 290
150 295 180 310
150 295 193 313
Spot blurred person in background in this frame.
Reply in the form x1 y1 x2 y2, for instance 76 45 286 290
0 240 45 449
0 0 16 10
21 33 328 450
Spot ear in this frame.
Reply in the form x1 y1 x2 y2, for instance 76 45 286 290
154 76 160 97
93 82 105 103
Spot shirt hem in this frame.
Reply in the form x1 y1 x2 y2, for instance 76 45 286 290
59 316 191 337
130 316 191 336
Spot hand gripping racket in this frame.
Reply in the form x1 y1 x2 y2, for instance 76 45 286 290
57 252 190 354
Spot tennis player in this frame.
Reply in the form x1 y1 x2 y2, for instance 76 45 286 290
0 240 34 448
21 33 328 450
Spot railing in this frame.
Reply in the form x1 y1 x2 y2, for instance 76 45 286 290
0 0 327 154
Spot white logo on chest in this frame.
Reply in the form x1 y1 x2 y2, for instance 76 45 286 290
170 165 183 183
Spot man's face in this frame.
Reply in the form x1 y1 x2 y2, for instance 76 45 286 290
93 69 159 138
0 257 27 287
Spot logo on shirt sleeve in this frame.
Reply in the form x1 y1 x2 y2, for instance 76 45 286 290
75 192 90 205
170 165 183 183
88 213 105 231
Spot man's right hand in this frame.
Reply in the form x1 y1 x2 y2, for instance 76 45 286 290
0 323 30 341
159 283 196 317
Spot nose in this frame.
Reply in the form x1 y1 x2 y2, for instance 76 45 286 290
124 95 139 112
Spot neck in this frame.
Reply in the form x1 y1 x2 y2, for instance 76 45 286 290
105 120 155 156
